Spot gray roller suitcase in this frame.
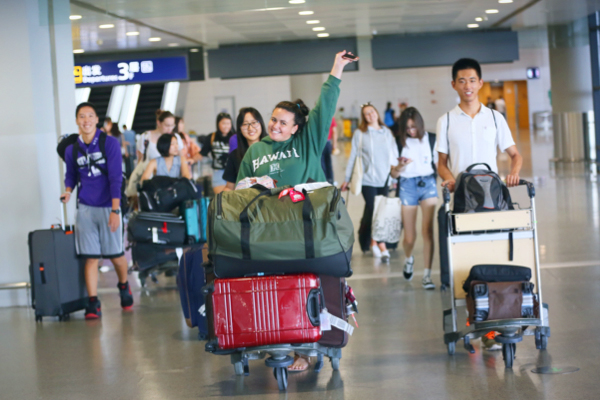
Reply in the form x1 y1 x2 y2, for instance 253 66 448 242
28 226 87 321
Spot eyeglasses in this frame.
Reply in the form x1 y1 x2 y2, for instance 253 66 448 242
241 121 260 130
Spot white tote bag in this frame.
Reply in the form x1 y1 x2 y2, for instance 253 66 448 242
372 176 402 243
349 132 363 196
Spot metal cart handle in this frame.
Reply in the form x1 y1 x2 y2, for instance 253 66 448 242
518 179 535 198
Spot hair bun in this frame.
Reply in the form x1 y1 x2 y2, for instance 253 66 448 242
155 109 163 117
293 99 310 117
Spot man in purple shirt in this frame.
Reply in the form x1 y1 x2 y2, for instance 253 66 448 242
62 102 133 319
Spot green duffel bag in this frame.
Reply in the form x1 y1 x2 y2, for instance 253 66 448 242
208 185 354 278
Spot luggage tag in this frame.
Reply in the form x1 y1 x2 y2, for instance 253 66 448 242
198 304 206 317
320 308 332 331
278 188 305 203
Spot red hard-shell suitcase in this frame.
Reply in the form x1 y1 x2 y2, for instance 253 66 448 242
209 274 322 350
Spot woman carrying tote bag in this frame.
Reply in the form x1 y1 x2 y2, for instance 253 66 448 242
341 103 399 262
391 107 438 290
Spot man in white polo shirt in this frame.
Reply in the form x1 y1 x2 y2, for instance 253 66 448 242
435 58 523 351
436 58 522 189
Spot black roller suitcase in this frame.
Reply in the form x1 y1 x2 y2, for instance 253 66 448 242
127 212 186 245
28 226 87 321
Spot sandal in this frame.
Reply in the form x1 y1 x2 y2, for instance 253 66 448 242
287 354 311 372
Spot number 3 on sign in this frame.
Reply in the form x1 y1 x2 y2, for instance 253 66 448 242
117 62 129 81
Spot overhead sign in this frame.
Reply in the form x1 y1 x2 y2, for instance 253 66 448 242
74 56 188 87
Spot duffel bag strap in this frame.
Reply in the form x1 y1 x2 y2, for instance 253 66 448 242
239 186 290 260
302 189 315 259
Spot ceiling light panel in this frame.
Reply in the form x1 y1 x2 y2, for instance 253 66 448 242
126 31 140 36
69 15 82 20
306 20 320 24
312 27 326 31
149 37 161 42
317 33 329 37
485 9 499 14
99 24 114 29
467 24 479 28
299 11 314 15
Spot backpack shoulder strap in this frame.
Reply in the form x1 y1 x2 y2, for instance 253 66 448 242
427 132 436 156
72 138 80 177
491 109 498 130
99 132 107 157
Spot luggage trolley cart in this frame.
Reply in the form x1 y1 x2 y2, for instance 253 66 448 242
205 342 342 391
441 180 550 368
201 269 345 391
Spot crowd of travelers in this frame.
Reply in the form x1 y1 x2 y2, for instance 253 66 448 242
60 52 522 356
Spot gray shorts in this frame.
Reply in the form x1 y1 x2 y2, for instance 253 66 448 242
75 204 124 259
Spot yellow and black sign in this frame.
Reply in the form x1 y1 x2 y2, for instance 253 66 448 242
74 66 83 84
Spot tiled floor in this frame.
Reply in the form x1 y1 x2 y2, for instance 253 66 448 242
2 128 599 399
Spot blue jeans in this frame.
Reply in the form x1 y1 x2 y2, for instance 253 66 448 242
399 175 438 206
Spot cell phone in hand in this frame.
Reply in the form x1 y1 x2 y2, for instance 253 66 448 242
342 53 358 60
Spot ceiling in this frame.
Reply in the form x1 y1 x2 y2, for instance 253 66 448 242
69 0 600 54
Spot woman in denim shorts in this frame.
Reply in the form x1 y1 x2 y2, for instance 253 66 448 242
391 107 438 290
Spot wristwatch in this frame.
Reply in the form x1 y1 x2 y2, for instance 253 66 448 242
111 209 121 215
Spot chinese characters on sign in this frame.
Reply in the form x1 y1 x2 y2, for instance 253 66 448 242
73 56 188 86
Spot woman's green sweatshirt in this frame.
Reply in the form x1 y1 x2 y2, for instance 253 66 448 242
236 75 340 187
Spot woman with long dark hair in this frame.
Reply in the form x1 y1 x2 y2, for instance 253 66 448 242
223 107 267 190
390 107 438 290
200 113 235 193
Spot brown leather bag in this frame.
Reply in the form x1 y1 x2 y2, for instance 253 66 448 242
466 281 525 323
318 275 349 348
487 281 524 320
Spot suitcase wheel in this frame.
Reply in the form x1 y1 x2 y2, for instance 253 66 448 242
447 341 456 355
502 343 516 369
58 314 70 322
234 362 244 376
273 367 288 391
330 357 340 371
535 334 548 350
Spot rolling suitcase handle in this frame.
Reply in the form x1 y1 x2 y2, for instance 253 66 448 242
306 289 321 327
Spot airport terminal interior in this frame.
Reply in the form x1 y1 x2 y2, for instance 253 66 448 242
2 0 600 398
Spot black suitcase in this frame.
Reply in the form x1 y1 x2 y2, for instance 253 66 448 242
127 212 186 245
28 226 87 321
140 178 198 212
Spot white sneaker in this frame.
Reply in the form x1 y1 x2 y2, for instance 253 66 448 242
372 245 382 258
381 250 390 263
403 257 414 281
422 275 435 290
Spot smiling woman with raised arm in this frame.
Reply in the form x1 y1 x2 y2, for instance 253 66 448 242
236 50 358 186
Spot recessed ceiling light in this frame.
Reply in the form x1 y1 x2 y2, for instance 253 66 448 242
312 27 326 31
289 0 305 4
499 0 513 3
317 33 330 38
190 48 200 52
306 20 320 24
168 43 179 47
73 49 85 53
467 24 479 28
69 15 82 20
485 9 499 14
299 11 314 15
149 37 161 42
126 31 140 36
99 24 114 29
475 17 483 21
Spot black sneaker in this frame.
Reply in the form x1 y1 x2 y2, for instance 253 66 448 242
85 299 102 320
403 257 414 281
118 281 134 310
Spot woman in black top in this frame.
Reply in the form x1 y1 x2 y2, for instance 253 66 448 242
223 107 267 190
200 113 235 193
